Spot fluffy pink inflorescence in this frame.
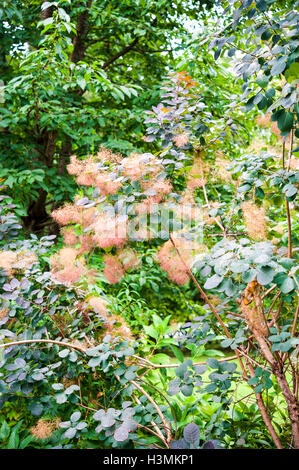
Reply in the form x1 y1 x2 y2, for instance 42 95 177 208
122 153 162 181
96 147 123 164
80 207 97 229
51 204 82 226
134 197 162 215
103 254 125 284
129 225 154 241
134 178 172 215
77 234 93 255
68 152 123 195
0 250 38 277
86 296 108 315
157 234 198 286
52 266 87 286
62 228 94 255
186 159 206 190
187 176 206 190
117 248 141 271
50 247 94 286
173 133 189 148
67 155 84 176
172 190 203 222
141 178 172 196
92 213 127 249
51 204 96 228
62 227 78 246
102 247 140 284
76 173 96 187
94 174 123 195
289 157 299 170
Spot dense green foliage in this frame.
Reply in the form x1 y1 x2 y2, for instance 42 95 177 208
0 0 298 451
0 0 213 229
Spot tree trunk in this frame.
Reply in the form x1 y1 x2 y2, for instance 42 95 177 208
70 0 93 63
23 130 57 232
24 1 93 232
273 365 299 448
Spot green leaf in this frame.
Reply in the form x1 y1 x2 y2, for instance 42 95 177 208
237 183 252 193
256 74 269 88
7 430 20 449
230 260 250 273
206 358 219 369
271 57 287 77
70 412 81 423
256 266 274 286
0 421 10 440
181 384 193 396
285 62 299 83
55 392 68 404
143 325 159 340
30 403 43 416
254 384 264 393
77 77 86 90
175 363 187 379
88 356 102 368
19 435 33 449
248 377 259 386
277 111 294 132
283 184 297 198
242 269 257 283
256 0 268 11
124 370 136 380
58 349 69 358
221 338 233 348
280 277 295 294
63 427 77 439
279 258 294 270
279 340 293 352
170 346 185 363
204 274 223 290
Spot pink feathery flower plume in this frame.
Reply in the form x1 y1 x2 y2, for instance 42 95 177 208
85 294 133 340
135 178 172 215
141 179 172 196
103 254 125 284
67 155 84 176
94 174 123 195
172 133 189 148
50 247 94 286
68 153 123 196
51 204 96 228
62 227 78 246
51 204 83 226
92 213 127 249
122 153 162 181
157 234 198 286
103 248 140 284
76 173 96 187
117 248 141 271
86 296 108 316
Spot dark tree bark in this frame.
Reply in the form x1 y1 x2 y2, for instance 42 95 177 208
58 135 72 176
70 0 93 63
24 2 93 232
53 0 94 200
23 130 57 232
41 1 54 21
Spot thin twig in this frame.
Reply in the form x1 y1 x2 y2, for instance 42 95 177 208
291 302 299 338
169 233 248 379
133 354 239 369
137 377 178 439
130 380 172 446
0 339 86 352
